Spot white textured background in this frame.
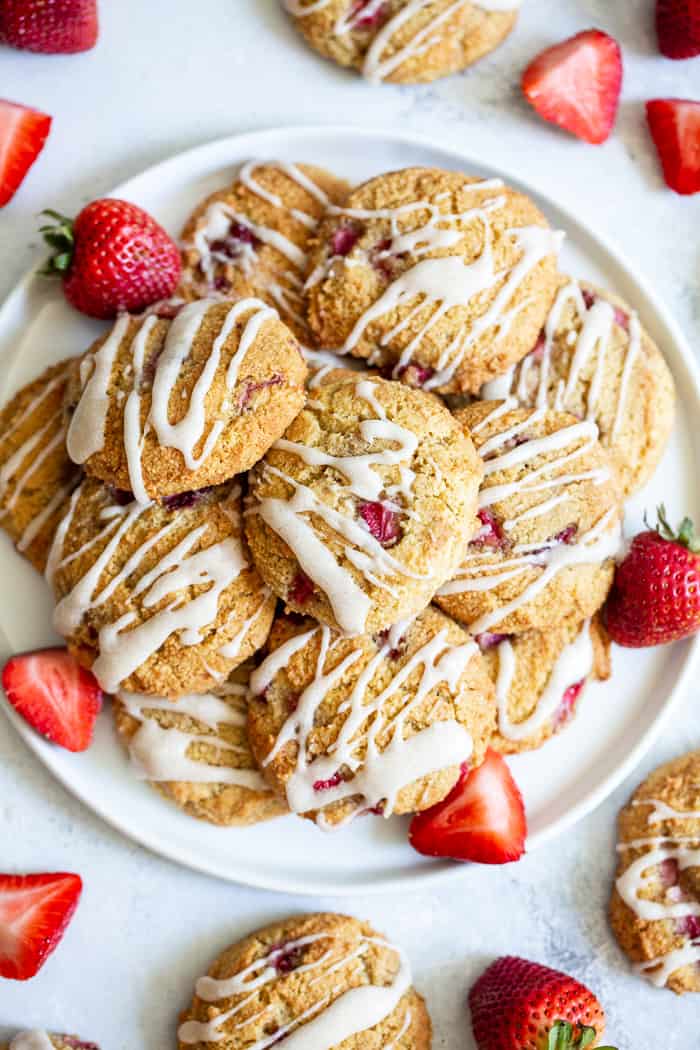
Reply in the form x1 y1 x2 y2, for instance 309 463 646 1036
1 1 700 1046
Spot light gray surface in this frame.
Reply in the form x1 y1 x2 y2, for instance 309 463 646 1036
0 1 699 1046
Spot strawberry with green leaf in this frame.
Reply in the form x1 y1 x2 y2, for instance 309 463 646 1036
605 505 700 647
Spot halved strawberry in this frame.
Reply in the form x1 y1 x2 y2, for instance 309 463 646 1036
408 749 526 864
2 648 102 752
0 100 51 207
646 99 700 195
522 30 622 145
0 872 82 980
657 0 700 60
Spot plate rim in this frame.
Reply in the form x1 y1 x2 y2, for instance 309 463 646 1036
1 121 699 895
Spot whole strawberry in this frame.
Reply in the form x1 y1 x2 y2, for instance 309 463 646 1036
605 506 700 647
0 0 98 54
40 199 182 319
657 0 700 60
469 956 616 1050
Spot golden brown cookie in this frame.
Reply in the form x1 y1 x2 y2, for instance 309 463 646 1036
282 0 519 84
178 912 431 1049
48 479 275 697
610 751 700 995
247 606 495 828
481 615 610 754
179 161 349 338
114 663 288 826
64 299 306 501
305 167 560 394
435 400 622 635
246 375 483 635
488 277 676 497
0 360 80 573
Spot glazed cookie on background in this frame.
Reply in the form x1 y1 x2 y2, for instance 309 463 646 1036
480 616 610 754
179 160 349 336
488 276 676 497
114 663 288 826
306 167 561 394
48 479 275 698
246 375 483 635
247 606 495 828
178 911 431 1048
435 400 622 636
282 0 519 84
3 1036 99 1050
0 360 81 573
610 750 700 995
65 298 306 502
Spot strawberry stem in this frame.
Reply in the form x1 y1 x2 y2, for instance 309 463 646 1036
548 1020 617 1050
38 209 76 276
648 504 700 554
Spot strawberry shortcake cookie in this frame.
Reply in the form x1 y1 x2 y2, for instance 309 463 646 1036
488 276 676 497
306 167 561 394
48 479 275 697
64 298 306 501
246 606 495 828
0 360 80 573
480 616 611 754
179 160 349 337
246 375 483 634
178 912 431 1048
435 400 622 635
113 663 287 826
610 750 700 995
281 1 520 84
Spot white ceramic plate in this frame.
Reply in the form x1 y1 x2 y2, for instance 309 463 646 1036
0 125 698 895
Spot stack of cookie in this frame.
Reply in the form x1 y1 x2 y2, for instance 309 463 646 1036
0 159 675 835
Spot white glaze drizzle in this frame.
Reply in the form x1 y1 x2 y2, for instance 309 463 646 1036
615 797 700 987
120 687 268 790
253 380 428 635
51 488 249 692
179 930 410 1047
494 620 593 741
504 280 644 447
256 621 475 823
67 313 132 464
9 1033 54 1050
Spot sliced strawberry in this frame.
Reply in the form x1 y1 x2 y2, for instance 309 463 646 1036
2 648 102 752
522 30 623 145
289 570 315 606
657 0 700 60
409 750 526 865
0 872 82 980
646 98 700 195
0 100 51 207
0 0 98 54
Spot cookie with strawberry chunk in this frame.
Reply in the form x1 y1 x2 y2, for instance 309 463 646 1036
178 912 431 1049
610 750 700 995
0 360 80 573
179 160 349 339
64 299 306 501
305 167 560 394
113 662 288 827
282 0 518 84
246 375 483 634
493 276 675 497
481 615 611 755
247 607 495 828
48 479 275 698
435 401 622 636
